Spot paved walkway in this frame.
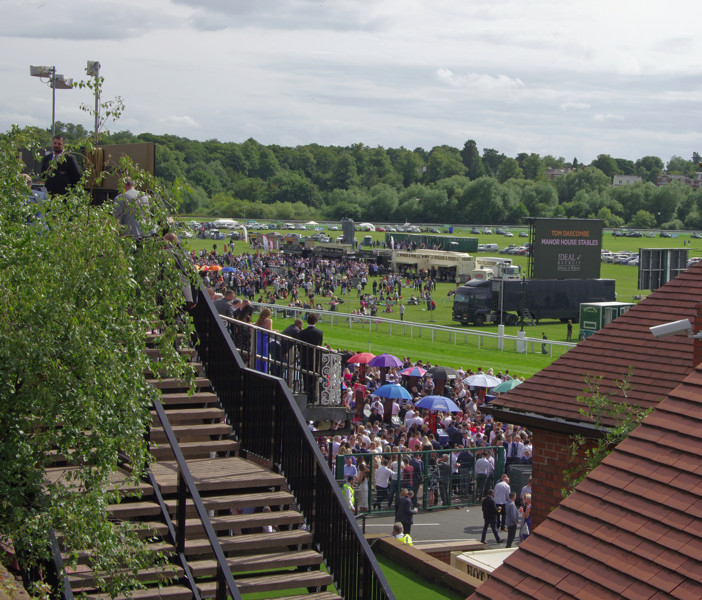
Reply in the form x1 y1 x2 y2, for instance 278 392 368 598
357 505 521 549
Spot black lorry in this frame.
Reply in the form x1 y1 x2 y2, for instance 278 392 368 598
452 278 616 326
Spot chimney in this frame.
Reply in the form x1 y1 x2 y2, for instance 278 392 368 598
694 303 702 368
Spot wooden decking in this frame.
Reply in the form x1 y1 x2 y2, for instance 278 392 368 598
51 336 340 600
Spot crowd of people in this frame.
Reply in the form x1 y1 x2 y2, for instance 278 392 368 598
200 246 533 548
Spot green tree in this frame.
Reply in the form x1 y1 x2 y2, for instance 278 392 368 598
630 209 657 228
590 154 619 178
329 153 359 190
460 140 484 180
521 153 544 181
496 157 523 183
0 127 195 596
481 148 505 177
425 146 466 183
635 155 664 184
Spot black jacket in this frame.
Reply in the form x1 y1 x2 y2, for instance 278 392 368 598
41 152 81 196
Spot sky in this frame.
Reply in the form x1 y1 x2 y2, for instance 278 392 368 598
2 0 702 165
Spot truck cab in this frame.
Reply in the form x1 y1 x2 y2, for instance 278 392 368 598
452 281 493 325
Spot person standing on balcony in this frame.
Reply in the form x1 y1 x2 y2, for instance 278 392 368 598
40 134 81 197
298 313 323 403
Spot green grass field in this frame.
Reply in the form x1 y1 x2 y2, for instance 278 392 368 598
183 223 697 377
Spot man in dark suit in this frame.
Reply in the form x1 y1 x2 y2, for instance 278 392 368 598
298 313 323 403
40 135 81 197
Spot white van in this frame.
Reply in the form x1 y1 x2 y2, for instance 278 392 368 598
483 243 499 252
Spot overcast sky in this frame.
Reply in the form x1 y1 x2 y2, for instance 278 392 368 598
2 0 701 164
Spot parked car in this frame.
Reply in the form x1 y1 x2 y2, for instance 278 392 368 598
504 232 514 237
496 227 505 235
471 227 481 234
692 232 702 239
519 231 529 238
428 226 440 233
482 228 493 234
628 231 642 237
328 225 339 231
660 231 672 238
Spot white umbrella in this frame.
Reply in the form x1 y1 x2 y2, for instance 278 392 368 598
462 373 502 388
306 220 318 225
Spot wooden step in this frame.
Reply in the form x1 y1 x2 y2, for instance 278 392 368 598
108 500 163 520
151 408 225 426
158 392 218 407
149 458 286 494
144 347 196 360
148 377 211 391
163 490 295 515
133 510 304 538
68 564 182 590
198 570 333 596
176 529 314 557
149 423 232 443
144 364 203 379
188 549 323 577
87 583 193 600
150 439 239 461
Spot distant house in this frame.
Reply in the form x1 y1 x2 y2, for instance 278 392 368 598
482 263 702 529
612 174 642 186
657 173 702 189
544 168 574 181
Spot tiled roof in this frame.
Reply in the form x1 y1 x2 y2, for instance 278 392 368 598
487 262 702 427
469 363 702 600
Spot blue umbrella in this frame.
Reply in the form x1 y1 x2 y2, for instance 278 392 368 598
372 383 412 400
415 395 461 413
221 266 235 273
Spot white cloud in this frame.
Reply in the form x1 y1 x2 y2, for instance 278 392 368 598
561 102 591 111
594 113 625 122
435 69 524 91
1 0 702 163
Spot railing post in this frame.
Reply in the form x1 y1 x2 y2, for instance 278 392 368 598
176 470 187 555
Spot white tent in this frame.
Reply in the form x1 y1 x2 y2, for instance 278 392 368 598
306 220 318 225
358 222 376 231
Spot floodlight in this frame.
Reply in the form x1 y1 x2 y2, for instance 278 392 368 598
650 319 694 339
87 60 100 77
30 65 52 78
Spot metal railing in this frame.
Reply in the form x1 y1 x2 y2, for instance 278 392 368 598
251 301 576 357
221 316 342 406
333 447 506 513
191 289 395 600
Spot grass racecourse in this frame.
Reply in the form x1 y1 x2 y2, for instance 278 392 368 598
185 224 698 379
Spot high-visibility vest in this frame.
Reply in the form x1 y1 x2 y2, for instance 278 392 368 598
343 483 355 510
397 533 413 546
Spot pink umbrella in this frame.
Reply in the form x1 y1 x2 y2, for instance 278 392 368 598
347 352 375 365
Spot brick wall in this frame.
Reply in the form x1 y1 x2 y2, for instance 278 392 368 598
531 427 596 528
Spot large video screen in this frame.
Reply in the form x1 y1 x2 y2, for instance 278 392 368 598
532 218 603 279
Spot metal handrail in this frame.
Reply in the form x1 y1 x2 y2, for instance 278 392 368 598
150 398 243 600
191 288 396 600
46 529 75 600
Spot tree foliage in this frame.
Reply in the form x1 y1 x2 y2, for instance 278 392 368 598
74 129 701 226
562 369 652 498
0 126 196 597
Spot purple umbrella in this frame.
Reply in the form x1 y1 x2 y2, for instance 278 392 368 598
367 353 403 368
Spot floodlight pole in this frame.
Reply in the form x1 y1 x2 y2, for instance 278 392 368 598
87 61 101 139
30 65 73 139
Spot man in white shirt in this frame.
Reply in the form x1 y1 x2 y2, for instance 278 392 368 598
475 452 491 499
493 474 511 530
374 458 395 510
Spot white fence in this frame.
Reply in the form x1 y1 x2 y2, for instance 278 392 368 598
252 302 576 357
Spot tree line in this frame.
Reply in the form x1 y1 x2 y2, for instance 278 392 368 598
24 123 702 229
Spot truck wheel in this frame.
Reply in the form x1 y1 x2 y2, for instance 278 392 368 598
505 314 518 326
473 314 486 326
